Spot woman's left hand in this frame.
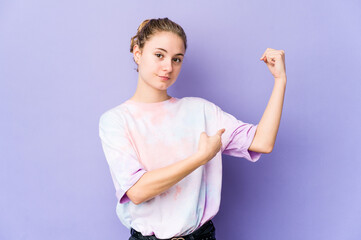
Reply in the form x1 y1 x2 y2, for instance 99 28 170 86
260 48 286 79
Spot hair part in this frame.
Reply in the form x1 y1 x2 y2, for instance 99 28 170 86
130 17 187 72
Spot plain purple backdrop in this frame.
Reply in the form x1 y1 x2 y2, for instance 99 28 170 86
1 0 361 239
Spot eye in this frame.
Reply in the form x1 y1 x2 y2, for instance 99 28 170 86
173 58 182 63
155 53 163 58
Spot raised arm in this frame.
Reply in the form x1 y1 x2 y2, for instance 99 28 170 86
248 48 287 153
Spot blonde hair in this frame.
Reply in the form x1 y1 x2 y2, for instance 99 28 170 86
130 17 187 72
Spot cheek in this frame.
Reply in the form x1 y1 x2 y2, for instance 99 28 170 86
140 61 152 74
140 66 158 82
175 65 183 73
143 58 160 71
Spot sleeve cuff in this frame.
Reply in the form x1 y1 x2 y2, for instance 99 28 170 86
243 125 262 162
116 169 147 204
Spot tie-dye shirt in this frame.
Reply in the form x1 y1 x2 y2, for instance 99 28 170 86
98 96 262 239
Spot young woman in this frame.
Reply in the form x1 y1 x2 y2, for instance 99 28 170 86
99 17 287 240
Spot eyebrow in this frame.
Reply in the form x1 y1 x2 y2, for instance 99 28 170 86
155 48 184 57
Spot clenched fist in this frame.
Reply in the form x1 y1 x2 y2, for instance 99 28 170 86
260 48 286 79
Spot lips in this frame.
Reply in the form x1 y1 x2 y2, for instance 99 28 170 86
158 75 170 80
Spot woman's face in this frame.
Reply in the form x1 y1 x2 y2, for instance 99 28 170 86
134 31 185 91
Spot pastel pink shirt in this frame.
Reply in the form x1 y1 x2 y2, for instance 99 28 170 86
98 96 262 239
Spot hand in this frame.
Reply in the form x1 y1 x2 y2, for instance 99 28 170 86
260 48 286 79
197 128 226 165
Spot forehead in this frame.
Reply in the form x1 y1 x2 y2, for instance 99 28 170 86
144 31 185 54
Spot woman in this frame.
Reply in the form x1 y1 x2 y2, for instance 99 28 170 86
99 17 286 240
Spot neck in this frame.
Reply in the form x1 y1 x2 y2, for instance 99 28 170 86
130 77 171 103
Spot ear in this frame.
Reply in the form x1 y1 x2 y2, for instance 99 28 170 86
133 44 142 64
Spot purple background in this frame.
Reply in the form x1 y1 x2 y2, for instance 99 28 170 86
1 0 361 239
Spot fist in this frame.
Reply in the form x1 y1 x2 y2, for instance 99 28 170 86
260 48 286 79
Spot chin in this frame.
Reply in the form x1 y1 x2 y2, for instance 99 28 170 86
156 85 171 91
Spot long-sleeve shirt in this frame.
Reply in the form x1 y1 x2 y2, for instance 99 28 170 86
98 96 262 239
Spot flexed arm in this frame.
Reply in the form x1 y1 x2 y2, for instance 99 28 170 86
248 48 287 153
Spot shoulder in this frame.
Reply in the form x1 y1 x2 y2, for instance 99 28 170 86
99 103 127 127
180 96 218 108
177 97 222 122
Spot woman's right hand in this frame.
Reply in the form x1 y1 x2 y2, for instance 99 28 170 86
197 128 226 165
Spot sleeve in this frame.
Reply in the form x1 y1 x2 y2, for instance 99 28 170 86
206 100 262 162
98 111 147 204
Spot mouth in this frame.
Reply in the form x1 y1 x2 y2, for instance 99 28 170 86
158 75 170 81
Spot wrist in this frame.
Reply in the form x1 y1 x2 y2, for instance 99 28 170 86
275 76 287 85
275 74 287 81
194 151 209 165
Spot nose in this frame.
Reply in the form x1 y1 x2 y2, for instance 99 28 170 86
162 59 173 73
